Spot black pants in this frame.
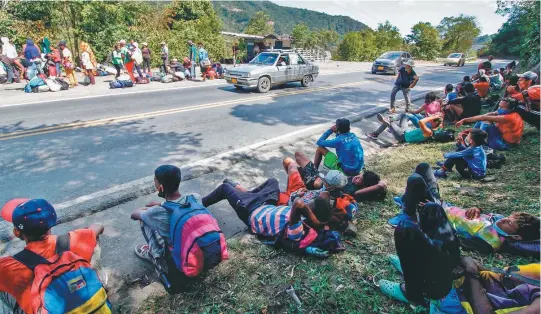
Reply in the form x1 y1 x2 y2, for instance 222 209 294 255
444 157 475 179
516 106 540 130
400 163 439 217
113 64 121 78
142 57 151 73
202 178 280 225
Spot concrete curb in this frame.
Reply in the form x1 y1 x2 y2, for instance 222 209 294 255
0 91 432 242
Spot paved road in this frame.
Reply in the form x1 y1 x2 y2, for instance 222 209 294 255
0 61 505 205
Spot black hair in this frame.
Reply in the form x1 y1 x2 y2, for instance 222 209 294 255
336 118 351 133
425 92 437 104
154 165 182 197
464 83 475 94
502 97 519 110
463 76 470 82
469 128 488 146
362 171 380 187
22 228 50 241
509 74 519 86
445 84 454 92
313 195 331 223
479 76 488 83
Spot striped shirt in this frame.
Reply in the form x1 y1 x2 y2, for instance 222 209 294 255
249 205 304 241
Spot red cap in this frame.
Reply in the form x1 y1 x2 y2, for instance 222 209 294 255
1 198 30 222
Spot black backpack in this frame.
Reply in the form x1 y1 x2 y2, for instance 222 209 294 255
433 129 456 142
487 153 506 169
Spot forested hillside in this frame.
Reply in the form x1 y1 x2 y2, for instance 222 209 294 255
212 1 368 35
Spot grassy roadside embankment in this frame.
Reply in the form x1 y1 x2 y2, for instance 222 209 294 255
137 124 539 314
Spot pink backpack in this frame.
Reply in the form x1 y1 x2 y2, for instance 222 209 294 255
162 195 228 277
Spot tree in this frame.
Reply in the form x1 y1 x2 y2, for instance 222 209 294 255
316 30 339 51
488 0 540 69
336 29 378 62
406 22 441 60
374 21 403 53
437 14 481 55
243 11 274 36
292 23 310 48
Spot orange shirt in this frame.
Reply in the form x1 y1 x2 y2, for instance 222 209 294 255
496 112 524 144
473 82 490 98
0 229 97 314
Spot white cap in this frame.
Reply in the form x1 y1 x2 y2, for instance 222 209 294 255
319 170 347 189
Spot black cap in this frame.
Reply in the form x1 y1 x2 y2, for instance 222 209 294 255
336 118 350 133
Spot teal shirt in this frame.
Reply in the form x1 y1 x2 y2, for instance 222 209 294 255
404 128 427 143
189 45 197 61
121 46 130 63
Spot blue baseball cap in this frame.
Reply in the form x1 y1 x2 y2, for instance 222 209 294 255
1 198 57 235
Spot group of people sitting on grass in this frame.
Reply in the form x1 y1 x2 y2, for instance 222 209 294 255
1 68 539 312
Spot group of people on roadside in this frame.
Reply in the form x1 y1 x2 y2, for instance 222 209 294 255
1 57 539 313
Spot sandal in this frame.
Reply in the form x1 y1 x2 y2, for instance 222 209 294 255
378 279 409 303
388 254 403 274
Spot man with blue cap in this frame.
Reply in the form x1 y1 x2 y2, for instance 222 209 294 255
0 198 105 314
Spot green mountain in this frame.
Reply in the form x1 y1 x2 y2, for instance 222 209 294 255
212 0 369 35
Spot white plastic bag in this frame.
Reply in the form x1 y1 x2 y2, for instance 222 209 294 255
45 78 61 92
174 71 185 80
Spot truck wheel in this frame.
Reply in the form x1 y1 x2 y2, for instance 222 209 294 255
301 75 313 87
257 76 271 93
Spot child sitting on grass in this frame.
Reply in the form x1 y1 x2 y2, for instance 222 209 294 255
434 128 487 179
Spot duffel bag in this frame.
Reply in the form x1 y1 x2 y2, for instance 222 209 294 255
45 78 62 92
118 80 134 88
109 81 122 89
161 74 174 83
54 78 70 90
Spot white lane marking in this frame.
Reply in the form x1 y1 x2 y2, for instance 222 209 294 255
0 70 367 109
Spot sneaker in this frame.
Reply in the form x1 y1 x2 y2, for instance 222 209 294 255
223 178 239 187
387 211 416 227
434 169 448 179
389 107 396 114
365 132 379 140
134 244 154 263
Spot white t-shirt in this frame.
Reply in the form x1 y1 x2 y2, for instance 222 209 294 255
81 51 94 70
2 44 17 59
62 48 73 62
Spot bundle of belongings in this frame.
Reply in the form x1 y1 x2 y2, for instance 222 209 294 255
24 76 70 93
109 74 134 89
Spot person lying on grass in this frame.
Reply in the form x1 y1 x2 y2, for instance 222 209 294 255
443 204 540 254
314 118 364 177
366 112 444 144
202 177 331 241
459 256 540 314
434 128 488 180
379 202 463 313
456 97 524 151
293 151 387 202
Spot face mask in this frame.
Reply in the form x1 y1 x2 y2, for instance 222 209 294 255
497 108 511 115
493 222 509 237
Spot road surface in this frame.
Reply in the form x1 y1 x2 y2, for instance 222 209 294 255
0 61 503 205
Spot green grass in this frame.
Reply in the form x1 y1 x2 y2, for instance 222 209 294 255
137 127 539 314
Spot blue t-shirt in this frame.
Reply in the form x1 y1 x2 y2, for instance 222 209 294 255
316 130 364 175
444 146 487 178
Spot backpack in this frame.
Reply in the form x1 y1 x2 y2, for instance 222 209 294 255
109 81 122 89
54 78 69 90
13 234 112 314
118 80 134 88
161 195 228 277
161 74 174 83
24 76 46 93
45 78 61 92
32 85 50 93
487 152 506 169
328 194 358 232
433 129 456 142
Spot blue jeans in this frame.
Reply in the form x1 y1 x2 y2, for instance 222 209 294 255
190 62 196 78
474 121 508 150
55 62 61 76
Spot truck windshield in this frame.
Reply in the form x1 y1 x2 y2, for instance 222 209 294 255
250 53 278 65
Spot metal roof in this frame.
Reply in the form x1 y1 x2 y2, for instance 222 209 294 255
220 31 264 40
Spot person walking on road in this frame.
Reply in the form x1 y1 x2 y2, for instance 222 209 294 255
188 40 197 79
141 42 152 74
389 60 419 113
160 41 168 74
232 42 239 67
80 41 97 85
111 44 123 79
59 40 77 87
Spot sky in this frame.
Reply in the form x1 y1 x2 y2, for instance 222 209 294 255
270 0 507 36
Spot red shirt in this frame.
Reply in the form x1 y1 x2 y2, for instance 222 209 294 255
0 229 97 313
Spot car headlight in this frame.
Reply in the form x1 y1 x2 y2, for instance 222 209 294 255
246 73 252 77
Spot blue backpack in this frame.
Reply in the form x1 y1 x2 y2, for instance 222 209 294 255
161 195 228 277
13 234 111 314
